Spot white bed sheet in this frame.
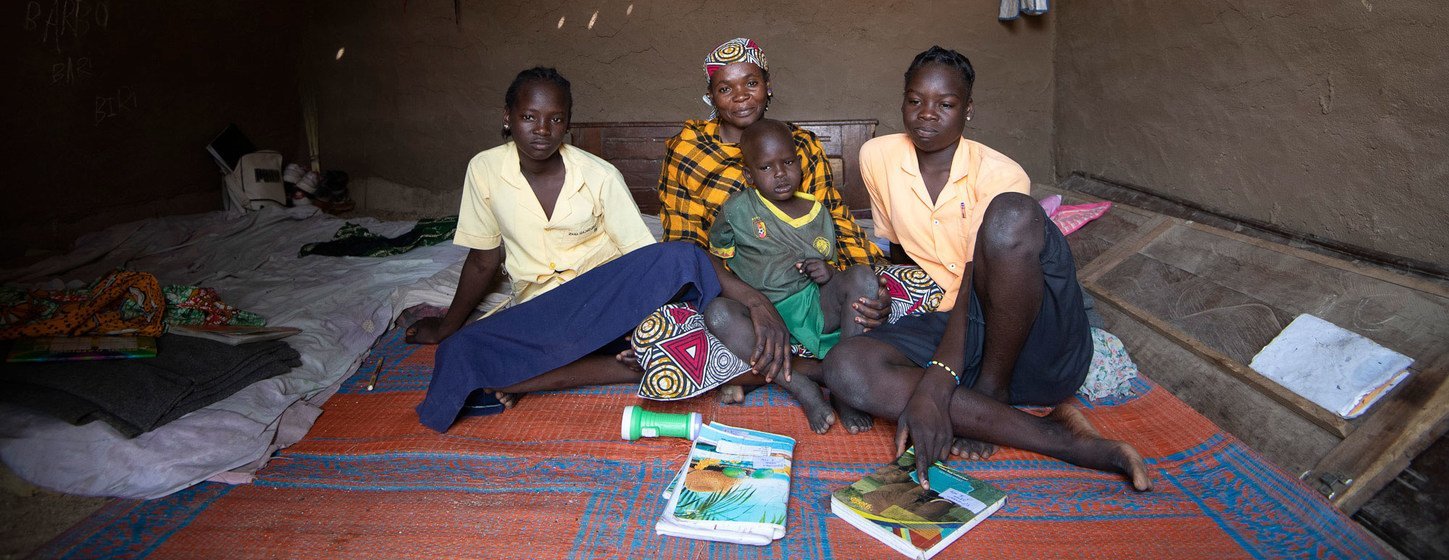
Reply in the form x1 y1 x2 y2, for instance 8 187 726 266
0 207 467 499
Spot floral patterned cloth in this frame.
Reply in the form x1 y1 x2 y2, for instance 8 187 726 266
1077 327 1140 401
0 270 263 340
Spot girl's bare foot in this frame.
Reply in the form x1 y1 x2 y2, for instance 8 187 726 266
951 437 997 460
1048 404 1153 491
834 397 874 434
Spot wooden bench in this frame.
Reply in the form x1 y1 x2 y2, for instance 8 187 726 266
569 120 877 216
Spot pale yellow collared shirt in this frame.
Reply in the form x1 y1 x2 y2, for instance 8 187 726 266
860 134 1030 311
454 142 655 305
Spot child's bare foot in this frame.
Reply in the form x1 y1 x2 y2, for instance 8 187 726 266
950 437 997 460
615 348 643 372
833 397 874 434
718 385 746 404
776 375 835 434
1048 404 1153 491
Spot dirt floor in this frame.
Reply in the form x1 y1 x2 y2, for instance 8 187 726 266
0 465 106 560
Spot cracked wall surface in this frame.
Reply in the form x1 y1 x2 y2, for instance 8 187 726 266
299 0 1056 204
1054 0 1448 268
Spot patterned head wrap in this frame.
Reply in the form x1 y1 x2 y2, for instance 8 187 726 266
701 38 769 117
704 37 768 80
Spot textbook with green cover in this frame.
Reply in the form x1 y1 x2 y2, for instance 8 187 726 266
655 422 796 546
830 449 1006 559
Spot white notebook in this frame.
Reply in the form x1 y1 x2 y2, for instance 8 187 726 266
1249 314 1413 419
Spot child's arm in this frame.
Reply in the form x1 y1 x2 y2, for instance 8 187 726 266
406 247 501 344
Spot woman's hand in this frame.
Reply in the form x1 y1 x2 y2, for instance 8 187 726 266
405 317 452 345
796 259 834 285
894 368 957 490
745 298 792 383
852 275 892 330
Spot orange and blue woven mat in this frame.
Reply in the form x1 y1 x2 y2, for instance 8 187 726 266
36 327 1387 559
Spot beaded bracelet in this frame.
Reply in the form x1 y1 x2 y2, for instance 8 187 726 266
926 360 961 385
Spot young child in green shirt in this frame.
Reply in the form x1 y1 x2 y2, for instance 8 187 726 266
706 118 878 432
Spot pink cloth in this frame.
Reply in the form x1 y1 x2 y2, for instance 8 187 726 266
1048 200 1112 235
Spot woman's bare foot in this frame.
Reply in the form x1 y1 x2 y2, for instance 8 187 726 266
1048 404 1152 491
834 397 874 434
951 437 997 460
718 385 746 404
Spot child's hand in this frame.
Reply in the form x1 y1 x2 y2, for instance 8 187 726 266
796 259 833 285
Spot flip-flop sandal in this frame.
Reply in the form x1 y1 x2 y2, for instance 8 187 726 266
460 389 506 417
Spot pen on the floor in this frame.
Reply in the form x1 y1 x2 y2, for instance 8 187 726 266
366 358 386 391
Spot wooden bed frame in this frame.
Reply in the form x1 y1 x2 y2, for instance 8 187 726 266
569 120 877 216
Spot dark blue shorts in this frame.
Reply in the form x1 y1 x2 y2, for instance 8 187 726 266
863 214 1091 405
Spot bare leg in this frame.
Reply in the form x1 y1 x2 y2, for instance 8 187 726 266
826 337 1152 491
952 192 1050 459
705 297 836 433
820 264 882 433
488 353 644 408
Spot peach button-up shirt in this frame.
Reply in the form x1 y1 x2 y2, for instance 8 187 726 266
860 134 1029 311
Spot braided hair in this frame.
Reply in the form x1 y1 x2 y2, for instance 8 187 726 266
502 67 573 138
904 46 975 99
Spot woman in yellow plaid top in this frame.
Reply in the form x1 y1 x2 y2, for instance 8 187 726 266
642 38 890 434
657 41 882 269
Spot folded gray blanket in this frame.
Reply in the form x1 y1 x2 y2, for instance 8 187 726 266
0 334 301 437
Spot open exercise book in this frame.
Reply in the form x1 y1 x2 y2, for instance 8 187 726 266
831 449 1006 560
656 422 795 546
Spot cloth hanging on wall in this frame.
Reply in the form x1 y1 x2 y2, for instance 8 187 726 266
1000 0 1049 21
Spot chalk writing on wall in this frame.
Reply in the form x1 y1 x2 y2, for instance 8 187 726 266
25 0 110 53
94 85 136 126
52 56 92 85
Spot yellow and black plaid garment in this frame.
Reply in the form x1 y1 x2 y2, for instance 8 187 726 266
657 119 883 267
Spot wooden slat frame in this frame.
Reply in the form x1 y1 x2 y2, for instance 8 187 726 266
1302 354 1449 512
1085 281 1355 437
1073 203 1449 514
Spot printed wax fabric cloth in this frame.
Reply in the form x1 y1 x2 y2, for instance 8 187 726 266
0 270 264 340
634 265 942 400
299 216 458 258
0 270 165 339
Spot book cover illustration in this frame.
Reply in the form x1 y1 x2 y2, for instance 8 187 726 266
831 449 1005 559
656 422 796 545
